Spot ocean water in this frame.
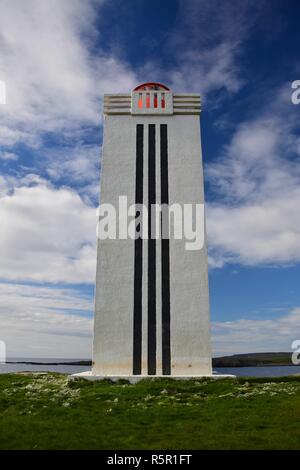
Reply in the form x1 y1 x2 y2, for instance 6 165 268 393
214 365 300 377
0 359 299 377
0 358 90 375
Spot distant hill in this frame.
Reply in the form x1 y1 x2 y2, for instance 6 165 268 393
212 352 295 367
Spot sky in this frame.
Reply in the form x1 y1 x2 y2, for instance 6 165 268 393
0 0 300 358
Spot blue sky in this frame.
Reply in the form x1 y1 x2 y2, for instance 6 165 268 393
0 0 300 358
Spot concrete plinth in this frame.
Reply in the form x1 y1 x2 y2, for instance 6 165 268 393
69 370 235 384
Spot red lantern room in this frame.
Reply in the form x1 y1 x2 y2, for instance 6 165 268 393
132 82 170 111
133 82 170 91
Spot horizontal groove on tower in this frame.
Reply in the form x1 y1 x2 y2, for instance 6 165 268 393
103 93 201 116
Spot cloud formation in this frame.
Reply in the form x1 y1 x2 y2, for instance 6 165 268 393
0 0 137 147
0 282 92 358
213 307 300 355
163 0 268 98
206 85 300 267
0 177 96 283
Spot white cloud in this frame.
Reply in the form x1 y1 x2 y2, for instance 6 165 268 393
207 188 300 266
207 114 298 203
0 0 137 147
160 0 267 98
0 151 18 161
168 42 242 97
45 143 101 203
0 125 41 148
0 283 93 358
0 179 97 283
206 85 300 267
47 145 100 183
212 307 300 355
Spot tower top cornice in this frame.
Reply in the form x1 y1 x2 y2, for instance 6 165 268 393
103 85 200 116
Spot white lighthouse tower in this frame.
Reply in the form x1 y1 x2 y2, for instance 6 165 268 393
92 82 212 379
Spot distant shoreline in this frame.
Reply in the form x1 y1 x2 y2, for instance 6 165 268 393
5 361 92 366
3 352 299 368
212 352 297 368
4 362 297 368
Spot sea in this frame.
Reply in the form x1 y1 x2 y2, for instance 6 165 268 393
214 365 300 377
0 358 300 377
0 358 91 375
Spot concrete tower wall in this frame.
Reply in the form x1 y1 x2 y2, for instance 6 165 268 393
93 89 212 377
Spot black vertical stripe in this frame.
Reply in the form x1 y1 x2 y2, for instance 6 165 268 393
133 124 143 375
160 124 171 375
148 124 156 375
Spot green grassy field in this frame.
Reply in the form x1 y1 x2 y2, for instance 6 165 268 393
0 373 299 449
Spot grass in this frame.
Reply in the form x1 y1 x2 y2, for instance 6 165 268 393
0 372 299 449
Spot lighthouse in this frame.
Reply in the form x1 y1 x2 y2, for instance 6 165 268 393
92 83 212 378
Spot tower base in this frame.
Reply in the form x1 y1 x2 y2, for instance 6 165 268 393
69 370 235 383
